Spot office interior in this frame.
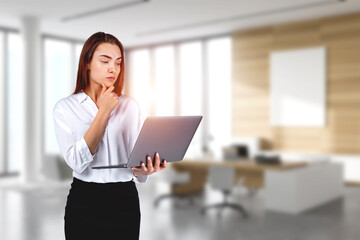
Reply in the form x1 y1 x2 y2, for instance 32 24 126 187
1 0 360 239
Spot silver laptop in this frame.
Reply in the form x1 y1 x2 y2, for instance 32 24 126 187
92 116 202 169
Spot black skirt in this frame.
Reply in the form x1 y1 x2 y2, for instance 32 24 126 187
64 177 141 240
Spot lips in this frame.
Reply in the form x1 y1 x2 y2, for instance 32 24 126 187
106 77 115 81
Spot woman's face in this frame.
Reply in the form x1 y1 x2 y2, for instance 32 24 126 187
87 42 122 88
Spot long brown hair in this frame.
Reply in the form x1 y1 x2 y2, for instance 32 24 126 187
73 32 125 95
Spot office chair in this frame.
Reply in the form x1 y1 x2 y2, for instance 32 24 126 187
153 167 193 208
201 166 248 218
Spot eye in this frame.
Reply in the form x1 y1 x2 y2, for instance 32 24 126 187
116 62 121 66
101 60 108 63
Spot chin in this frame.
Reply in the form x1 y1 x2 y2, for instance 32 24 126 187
104 82 115 88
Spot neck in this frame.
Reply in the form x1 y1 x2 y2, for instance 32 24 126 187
84 82 102 104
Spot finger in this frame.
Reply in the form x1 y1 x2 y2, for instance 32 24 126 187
101 83 107 94
141 162 147 172
153 152 160 172
147 156 154 172
132 168 139 177
105 85 115 93
160 160 167 170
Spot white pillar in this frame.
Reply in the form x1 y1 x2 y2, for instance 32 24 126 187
20 16 42 183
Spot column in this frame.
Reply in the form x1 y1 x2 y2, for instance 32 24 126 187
20 16 42 182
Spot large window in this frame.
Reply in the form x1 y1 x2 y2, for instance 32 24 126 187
0 33 85 174
0 30 25 176
127 36 232 160
44 39 72 154
154 45 175 116
0 32 4 174
206 37 232 158
0 32 231 176
179 41 203 158
127 49 152 117
44 38 83 155
6 33 25 173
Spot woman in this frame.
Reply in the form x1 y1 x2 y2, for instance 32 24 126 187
53 32 167 240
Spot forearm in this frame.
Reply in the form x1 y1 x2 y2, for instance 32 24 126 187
84 108 110 155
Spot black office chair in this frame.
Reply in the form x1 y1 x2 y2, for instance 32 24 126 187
153 167 194 208
201 166 248 218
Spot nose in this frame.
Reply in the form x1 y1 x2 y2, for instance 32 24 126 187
107 62 118 73
108 65 114 73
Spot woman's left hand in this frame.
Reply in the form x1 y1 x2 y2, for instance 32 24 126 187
131 152 167 177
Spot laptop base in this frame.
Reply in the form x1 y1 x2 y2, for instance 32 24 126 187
92 164 127 169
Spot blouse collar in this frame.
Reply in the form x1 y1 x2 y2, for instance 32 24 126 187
76 91 88 104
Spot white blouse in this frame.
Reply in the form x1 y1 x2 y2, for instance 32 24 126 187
52 91 147 183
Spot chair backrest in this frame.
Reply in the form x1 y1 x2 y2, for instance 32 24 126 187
208 166 235 191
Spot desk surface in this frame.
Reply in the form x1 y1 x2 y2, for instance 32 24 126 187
170 159 307 194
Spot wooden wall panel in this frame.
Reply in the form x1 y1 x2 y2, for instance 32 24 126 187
233 12 360 154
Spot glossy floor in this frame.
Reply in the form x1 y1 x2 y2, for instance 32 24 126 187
0 178 359 240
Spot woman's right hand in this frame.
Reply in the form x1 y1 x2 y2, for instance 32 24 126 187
97 83 119 115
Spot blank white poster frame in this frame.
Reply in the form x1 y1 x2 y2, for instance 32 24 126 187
270 46 326 127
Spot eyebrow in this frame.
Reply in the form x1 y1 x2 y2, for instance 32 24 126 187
99 54 122 60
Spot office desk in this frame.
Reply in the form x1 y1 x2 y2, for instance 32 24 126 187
171 159 307 195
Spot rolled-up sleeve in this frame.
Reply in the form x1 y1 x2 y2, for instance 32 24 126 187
53 102 95 174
